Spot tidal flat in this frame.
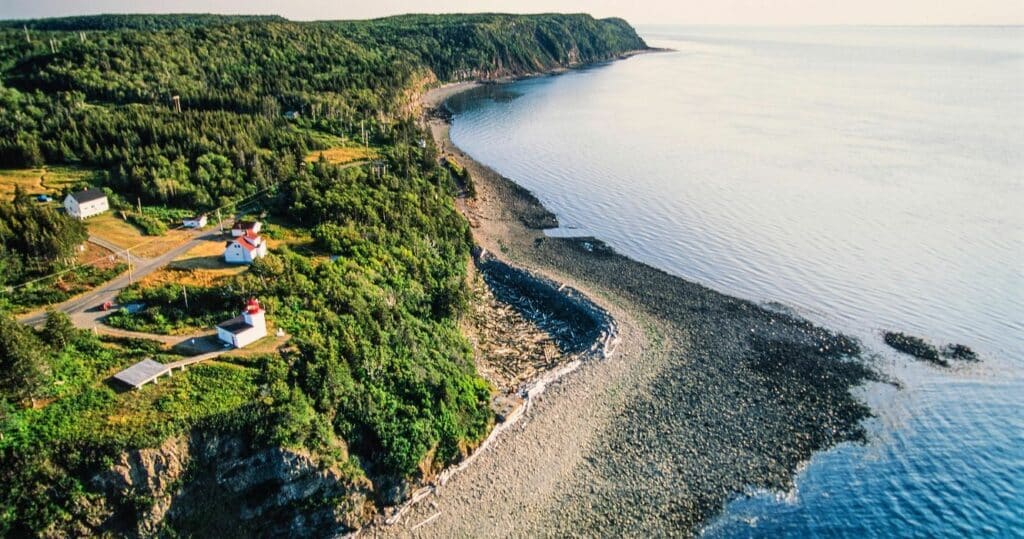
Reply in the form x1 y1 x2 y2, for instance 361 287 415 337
379 90 883 536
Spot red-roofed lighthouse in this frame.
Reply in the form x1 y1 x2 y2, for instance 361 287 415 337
216 298 268 348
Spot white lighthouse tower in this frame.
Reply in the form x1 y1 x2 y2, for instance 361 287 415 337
216 298 268 348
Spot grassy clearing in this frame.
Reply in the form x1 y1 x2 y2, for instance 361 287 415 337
87 212 193 257
2 339 259 454
0 166 91 201
297 128 377 164
261 218 315 251
221 332 290 359
168 238 243 272
141 265 244 289
304 146 377 165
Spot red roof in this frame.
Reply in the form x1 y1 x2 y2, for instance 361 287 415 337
246 298 263 314
235 235 262 252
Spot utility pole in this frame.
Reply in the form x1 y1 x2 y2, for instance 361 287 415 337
137 197 143 214
126 248 133 285
23 25 30 44
361 120 367 148
182 286 189 311
217 208 223 234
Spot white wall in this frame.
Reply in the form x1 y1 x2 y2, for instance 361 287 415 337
224 243 249 263
233 326 266 348
64 195 109 219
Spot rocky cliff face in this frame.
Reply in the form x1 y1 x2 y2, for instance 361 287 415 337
88 433 373 537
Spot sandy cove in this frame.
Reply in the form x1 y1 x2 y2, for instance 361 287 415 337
375 78 879 537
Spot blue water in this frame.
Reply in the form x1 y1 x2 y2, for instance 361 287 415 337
447 26 1024 537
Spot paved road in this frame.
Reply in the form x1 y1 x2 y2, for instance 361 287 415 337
19 228 226 328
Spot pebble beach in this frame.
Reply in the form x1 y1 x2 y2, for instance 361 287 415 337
376 82 882 537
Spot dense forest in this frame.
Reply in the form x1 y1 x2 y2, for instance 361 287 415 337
0 13 645 535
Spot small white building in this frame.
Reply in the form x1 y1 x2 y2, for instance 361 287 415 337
231 220 262 237
224 232 268 264
183 214 208 228
64 187 109 220
216 298 267 348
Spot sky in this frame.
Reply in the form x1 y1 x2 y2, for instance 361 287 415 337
1 0 1022 25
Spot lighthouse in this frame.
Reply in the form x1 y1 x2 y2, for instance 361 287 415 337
216 298 268 348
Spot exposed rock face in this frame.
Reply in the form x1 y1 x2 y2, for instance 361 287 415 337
90 433 372 537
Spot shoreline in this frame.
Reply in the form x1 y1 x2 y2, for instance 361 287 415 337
382 73 879 536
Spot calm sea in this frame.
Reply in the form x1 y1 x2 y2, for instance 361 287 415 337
447 26 1024 537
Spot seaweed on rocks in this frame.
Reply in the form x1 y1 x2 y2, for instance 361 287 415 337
942 343 980 362
883 331 947 366
473 248 613 356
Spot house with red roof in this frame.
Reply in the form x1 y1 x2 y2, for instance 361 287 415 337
224 231 267 264
231 220 262 237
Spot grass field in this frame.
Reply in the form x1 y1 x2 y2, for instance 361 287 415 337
220 331 290 360
167 237 241 271
0 166 91 201
87 213 193 257
138 265 245 289
304 146 377 165
261 219 315 251
77 241 121 271
164 237 247 285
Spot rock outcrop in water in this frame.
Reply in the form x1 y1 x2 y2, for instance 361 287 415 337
942 343 979 362
884 331 980 367
884 331 945 365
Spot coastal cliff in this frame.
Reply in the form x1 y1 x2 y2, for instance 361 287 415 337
84 432 372 537
336 14 648 81
0 13 648 537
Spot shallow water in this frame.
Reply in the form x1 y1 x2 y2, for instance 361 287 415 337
447 26 1024 537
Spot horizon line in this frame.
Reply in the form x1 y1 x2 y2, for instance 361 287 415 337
1 12 1022 27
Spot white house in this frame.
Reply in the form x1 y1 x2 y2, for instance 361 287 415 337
63 188 109 220
216 298 268 348
224 232 268 264
231 220 262 237
183 214 208 228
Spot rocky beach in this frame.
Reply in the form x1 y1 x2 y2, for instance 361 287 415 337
374 82 883 536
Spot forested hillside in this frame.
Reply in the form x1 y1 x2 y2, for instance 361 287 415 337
0 13 645 536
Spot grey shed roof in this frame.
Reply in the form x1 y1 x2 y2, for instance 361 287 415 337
217 314 253 335
112 358 169 389
69 187 107 204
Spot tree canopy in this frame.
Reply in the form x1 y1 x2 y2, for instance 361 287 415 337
0 13 646 535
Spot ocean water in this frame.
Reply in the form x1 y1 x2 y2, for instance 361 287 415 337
446 26 1024 537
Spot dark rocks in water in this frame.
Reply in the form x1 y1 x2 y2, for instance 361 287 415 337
942 343 980 362
884 332 981 366
883 331 947 366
